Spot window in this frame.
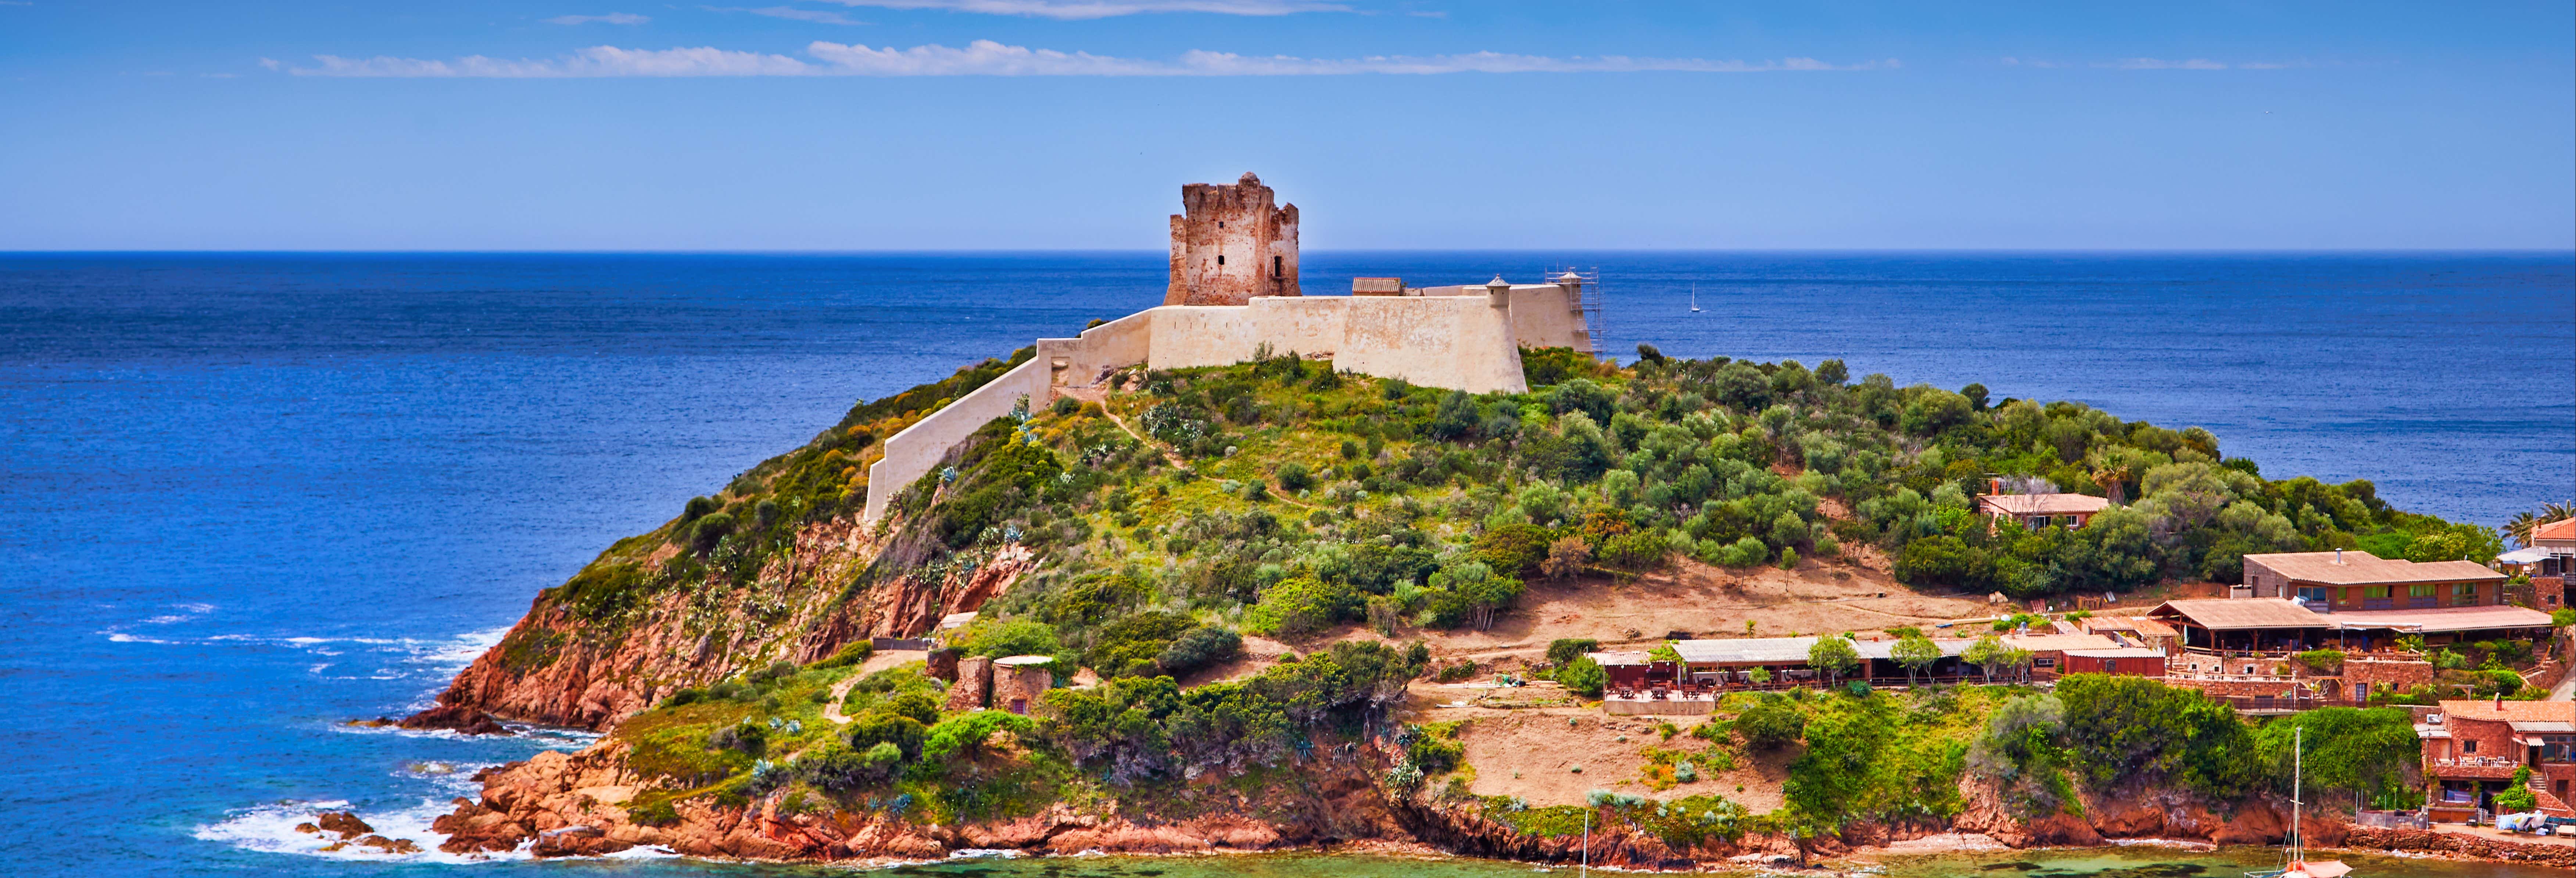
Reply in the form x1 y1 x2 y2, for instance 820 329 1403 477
2297 586 2332 608
2410 583 2437 608
1217 254 1224 265
2102 659 2118 673
1273 255 1283 278
2364 585 2392 598
2454 582 2479 605
2465 739 2478 754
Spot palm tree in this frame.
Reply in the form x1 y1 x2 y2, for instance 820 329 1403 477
2088 455 2136 506
2506 502 2576 547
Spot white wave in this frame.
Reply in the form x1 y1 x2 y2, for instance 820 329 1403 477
104 632 177 644
194 797 519 864
175 602 216 613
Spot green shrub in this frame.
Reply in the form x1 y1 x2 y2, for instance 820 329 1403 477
813 640 875 669
1546 638 1600 667
1558 656 1606 697
1155 625 1242 675
1243 576 1353 637
1736 698 1805 750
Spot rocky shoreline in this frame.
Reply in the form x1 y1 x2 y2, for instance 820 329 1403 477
409 739 2576 871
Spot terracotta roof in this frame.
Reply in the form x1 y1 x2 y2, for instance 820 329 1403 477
2243 550 2504 586
2536 517 2576 543
1672 637 1821 665
1350 277 1405 294
1977 493 2113 516
2065 648 2166 658
2148 598 2329 630
2325 605 2558 633
2437 700 2576 725
2080 616 2178 638
2000 633 2125 652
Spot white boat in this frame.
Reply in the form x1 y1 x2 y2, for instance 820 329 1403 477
1689 283 1702 312
2248 726 2353 878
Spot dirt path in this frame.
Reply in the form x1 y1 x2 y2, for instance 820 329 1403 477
821 649 931 724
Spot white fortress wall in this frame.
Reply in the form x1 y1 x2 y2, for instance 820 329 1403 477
860 354 1051 523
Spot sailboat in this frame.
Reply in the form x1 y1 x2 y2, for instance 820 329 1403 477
2247 726 2353 878
1689 283 1702 312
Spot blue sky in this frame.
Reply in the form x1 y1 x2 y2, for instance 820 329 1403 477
2 1 2569 250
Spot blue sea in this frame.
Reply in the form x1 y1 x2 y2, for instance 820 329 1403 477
1 252 2569 876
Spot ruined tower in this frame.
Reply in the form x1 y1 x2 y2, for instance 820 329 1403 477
1165 172 1300 306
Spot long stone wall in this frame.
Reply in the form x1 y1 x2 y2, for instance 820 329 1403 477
861 284 1595 522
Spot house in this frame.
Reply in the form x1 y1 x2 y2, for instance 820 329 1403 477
1585 651 1654 689
2238 549 2506 612
2420 698 2576 820
2063 647 2167 677
1975 490 2113 531
2499 518 2575 609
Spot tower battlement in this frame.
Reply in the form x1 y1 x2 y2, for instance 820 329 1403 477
1166 172 1299 306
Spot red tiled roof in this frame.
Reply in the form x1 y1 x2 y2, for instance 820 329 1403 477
2244 550 2502 586
1977 493 2113 516
2536 517 2576 542
2149 598 2328 630
2437 699 2576 724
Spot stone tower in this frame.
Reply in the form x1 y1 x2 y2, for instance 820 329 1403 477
1165 172 1299 306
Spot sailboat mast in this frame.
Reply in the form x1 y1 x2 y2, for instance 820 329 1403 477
2293 725 2303 862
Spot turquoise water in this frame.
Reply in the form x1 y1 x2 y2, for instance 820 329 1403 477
1881 845 2565 877
2 252 2569 875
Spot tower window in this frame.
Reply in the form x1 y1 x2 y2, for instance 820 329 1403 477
1273 255 1283 277
1217 255 1225 265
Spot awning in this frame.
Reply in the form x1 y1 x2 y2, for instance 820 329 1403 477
2511 720 2576 733
2496 546 2554 565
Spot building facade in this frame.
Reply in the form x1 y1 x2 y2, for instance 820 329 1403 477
1166 172 1299 306
2420 698 2576 820
2240 550 2506 611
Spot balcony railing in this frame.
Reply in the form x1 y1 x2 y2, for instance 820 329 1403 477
2432 756 2525 769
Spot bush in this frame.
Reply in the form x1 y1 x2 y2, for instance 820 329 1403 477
1243 576 1353 637
1476 523 1556 578
1558 656 1606 697
1155 625 1243 675
1546 638 1601 667
1276 462 1314 492
813 639 875 669
1736 698 1805 750
2498 767 2539 813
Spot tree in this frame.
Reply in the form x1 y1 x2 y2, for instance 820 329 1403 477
2498 767 2540 813
2506 503 2576 547
1541 535 1591 581
1736 696 1805 749
2003 647 2036 684
1892 635 1942 688
1558 656 1606 698
1808 636 1862 687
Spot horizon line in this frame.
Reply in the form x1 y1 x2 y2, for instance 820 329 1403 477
4 247 2572 256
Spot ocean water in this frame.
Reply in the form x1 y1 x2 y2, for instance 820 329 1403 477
0 251 2568 876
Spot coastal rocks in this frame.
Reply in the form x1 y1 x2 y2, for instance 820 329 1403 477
412 517 881 731
398 703 509 735
314 811 374 838
2344 826 2576 868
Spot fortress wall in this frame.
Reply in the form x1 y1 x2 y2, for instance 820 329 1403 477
1503 285 1591 351
1334 295 1526 395
861 354 1052 523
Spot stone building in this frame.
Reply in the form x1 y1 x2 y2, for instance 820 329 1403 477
2239 549 2507 611
942 655 993 712
993 655 1054 715
2420 698 2576 820
1166 172 1298 306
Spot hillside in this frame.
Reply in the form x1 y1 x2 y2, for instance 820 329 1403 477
401 343 2520 864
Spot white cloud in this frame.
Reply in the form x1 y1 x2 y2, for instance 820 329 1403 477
2101 57 2228 70
277 39 1891 78
545 12 651 24
818 0 1345 20
294 46 812 77
708 5 868 24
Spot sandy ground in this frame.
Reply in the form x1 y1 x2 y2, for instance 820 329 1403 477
1401 556 1992 672
1399 689 1796 811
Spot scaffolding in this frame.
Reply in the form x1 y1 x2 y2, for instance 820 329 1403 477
1544 265 1606 355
